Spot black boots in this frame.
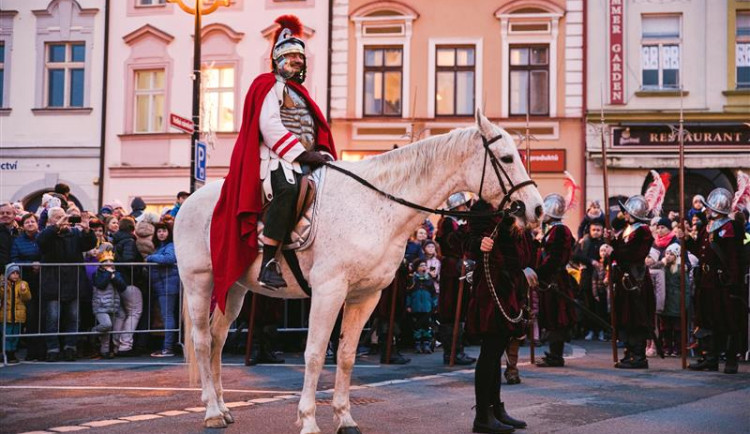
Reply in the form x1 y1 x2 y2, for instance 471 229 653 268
473 406 515 433
258 258 286 289
493 403 527 429
535 352 564 367
444 352 476 365
615 355 649 369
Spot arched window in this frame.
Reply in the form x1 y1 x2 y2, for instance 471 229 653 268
201 24 244 133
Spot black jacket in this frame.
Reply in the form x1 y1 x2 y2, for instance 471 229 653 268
112 230 142 286
0 224 13 271
37 226 97 302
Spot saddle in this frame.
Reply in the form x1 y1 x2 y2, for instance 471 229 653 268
257 167 326 252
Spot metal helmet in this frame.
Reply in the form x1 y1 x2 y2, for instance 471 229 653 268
273 27 306 82
446 192 471 210
542 193 566 220
618 195 650 222
702 187 733 215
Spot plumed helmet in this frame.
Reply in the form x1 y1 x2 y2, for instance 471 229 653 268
702 187 733 215
446 192 471 210
543 193 566 220
618 195 650 222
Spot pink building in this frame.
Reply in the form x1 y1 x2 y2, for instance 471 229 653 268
103 0 330 213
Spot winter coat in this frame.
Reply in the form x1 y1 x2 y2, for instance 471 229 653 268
92 267 125 314
1 279 31 323
112 230 142 286
37 226 97 303
661 265 689 318
146 242 180 296
135 221 155 258
11 232 41 264
0 224 13 271
406 273 437 314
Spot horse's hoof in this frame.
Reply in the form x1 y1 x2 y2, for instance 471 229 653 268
223 411 235 424
337 426 362 434
204 416 228 428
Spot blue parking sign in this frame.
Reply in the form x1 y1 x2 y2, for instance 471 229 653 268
196 141 207 182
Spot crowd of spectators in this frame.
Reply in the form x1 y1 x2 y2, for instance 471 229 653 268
0 185 189 363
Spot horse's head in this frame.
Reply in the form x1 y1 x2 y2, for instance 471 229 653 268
465 109 544 224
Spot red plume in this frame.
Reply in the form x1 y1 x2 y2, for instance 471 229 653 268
732 170 750 212
273 15 303 42
644 170 667 217
563 171 581 212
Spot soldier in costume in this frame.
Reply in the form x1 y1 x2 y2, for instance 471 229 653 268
466 200 531 433
686 188 744 374
610 195 656 369
437 192 475 365
210 15 338 308
535 194 578 368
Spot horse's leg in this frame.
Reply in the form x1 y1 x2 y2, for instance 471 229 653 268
298 284 347 434
209 284 247 424
333 293 381 434
185 271 226 428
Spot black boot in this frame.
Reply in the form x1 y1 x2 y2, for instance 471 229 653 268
473 406 515 433
535 352 564 367
724 358 738 374
688 356 718 371
7 351 19 364
258 245 286 289
493 402 527 429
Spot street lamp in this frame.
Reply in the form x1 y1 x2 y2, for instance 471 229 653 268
167 0 230 192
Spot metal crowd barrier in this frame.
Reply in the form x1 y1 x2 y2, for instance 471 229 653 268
1 261 317 365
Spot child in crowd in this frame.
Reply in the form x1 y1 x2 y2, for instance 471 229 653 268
404 227 428 266
591 244 613 341
423 240 441 294
406 259 437 354
91 244 126 359
1 265 32 363
659 244 688 357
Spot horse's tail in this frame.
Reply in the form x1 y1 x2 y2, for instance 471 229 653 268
183 291 199 387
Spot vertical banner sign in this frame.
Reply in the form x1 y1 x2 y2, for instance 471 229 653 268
609 0 625 104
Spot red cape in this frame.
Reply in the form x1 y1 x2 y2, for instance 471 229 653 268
210 73 336 313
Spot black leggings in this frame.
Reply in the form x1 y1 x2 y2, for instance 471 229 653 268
475 333 510 409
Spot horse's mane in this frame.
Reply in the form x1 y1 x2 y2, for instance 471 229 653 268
349 127 477 194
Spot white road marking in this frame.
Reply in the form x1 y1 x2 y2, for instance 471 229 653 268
0 385 300 394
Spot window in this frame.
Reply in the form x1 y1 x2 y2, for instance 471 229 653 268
44 43 85 108
641 15 681 90
509 45 549 116
435 46 475 116
203 66 235 132
737 12 750 88
363 47 402 116
134 69 165 133
137 0 166 5
0 43 4 107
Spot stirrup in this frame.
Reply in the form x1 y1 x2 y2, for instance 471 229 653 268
258 259 287 290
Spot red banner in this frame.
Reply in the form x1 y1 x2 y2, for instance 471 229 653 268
609 0 624 104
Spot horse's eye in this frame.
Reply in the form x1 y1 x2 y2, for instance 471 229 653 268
500 155 513 164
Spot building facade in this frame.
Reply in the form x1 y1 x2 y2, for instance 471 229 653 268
103 0 330 213
0 0 106 211
330 0 587 227
586 0 750 213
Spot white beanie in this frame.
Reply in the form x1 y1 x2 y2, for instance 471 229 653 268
665 243 681 256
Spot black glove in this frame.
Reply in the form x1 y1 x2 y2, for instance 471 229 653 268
295 151 328 168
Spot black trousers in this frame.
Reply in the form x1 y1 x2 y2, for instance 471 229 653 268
475 333 510 410
264 168 302 242
620 327 648 359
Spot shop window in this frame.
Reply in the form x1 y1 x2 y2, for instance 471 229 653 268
45 42 85 108
509 45 549 116
435 45 475 116
203 65 235 132
641 15 681 90
134 69 166 133
363 47 402 116
736 12 750 88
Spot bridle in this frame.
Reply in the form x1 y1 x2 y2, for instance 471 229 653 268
477 133 538 216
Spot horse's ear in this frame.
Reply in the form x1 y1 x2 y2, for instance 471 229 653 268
475 107 494 139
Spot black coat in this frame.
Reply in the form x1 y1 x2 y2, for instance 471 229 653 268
0 224 14 271
37 226 97 302
112 230 143 286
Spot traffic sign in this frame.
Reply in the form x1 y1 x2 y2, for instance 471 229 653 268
195 141 207 183
170 113 194 134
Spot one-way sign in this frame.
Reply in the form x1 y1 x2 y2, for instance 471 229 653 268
170 113 194 134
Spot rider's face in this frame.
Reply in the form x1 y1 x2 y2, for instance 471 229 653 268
281 53 304 76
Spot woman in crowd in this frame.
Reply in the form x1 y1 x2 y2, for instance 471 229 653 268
146 222 180 357
10 213 45 360
104 216 119 242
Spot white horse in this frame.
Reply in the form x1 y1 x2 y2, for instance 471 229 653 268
174 109 543 433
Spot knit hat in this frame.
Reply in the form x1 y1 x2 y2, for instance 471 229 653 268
656 217 672 229
665 243 681 256
100 206 113 215
5 264 20 277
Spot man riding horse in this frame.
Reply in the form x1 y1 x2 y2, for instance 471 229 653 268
211 15 337 309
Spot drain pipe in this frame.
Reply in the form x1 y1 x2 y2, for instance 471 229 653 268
97 0 111 209
326 0 334 123
580 0 588 215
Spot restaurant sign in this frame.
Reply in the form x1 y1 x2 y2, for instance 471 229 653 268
612 124 750 148
519 149 566 173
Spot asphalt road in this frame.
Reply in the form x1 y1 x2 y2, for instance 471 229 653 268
1 341 748 434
